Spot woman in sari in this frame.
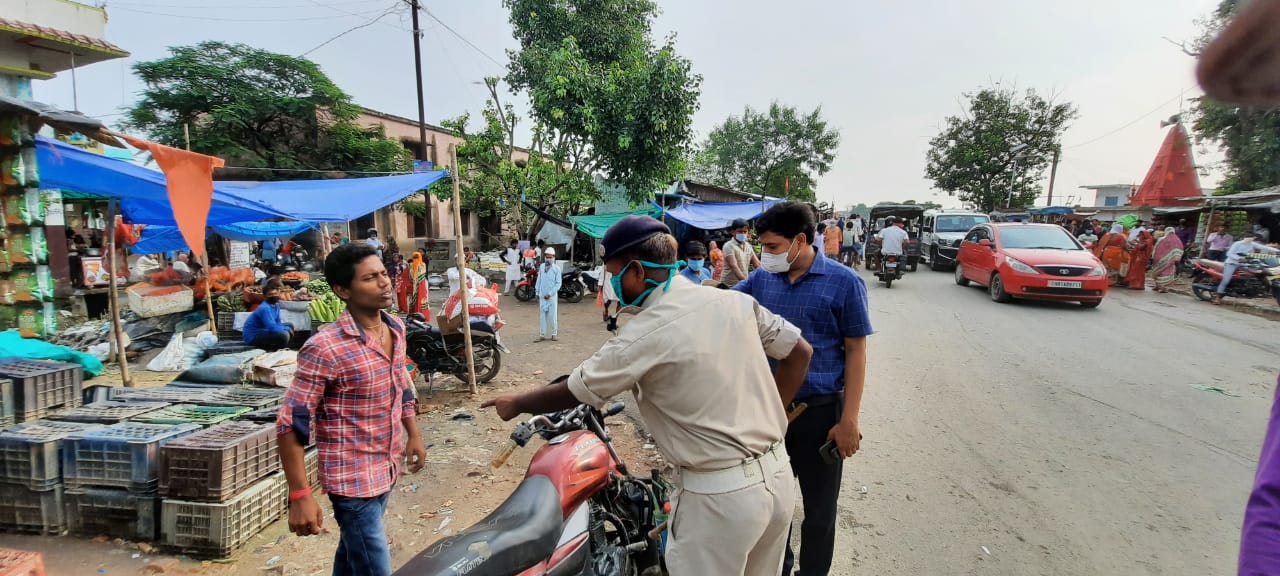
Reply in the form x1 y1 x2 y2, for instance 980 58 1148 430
398 251 430 317
1150 226 1184 293
1125 227 1155 290
1093 223 1130 286
708 240 725 280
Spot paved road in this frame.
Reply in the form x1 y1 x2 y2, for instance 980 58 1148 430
823 265 1278 575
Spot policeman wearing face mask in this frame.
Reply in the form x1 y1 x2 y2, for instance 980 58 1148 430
483 216 815 576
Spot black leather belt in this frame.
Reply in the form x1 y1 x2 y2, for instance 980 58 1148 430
790 392 842 410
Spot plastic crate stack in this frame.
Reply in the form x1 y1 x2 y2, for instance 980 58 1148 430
0 420 102 535
60 422 200 541
158 421 289 557
0 360 82 423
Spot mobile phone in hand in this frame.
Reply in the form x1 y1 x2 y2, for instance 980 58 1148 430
819 440 842 465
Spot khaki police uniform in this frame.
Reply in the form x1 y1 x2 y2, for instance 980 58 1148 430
567 275 803 576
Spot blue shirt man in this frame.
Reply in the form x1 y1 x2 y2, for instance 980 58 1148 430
243 280 293 351
733 201 871 576
679 241 715 285
535 248 562 341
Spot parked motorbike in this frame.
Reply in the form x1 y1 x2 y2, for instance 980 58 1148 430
394 399 670 576
876 253 905 288
1189 258 1280 306
404 313 508 384
514 265 586 303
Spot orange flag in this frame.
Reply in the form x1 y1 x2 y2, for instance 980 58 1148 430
121 136 225 257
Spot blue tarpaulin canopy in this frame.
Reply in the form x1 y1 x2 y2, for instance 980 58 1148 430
662 200 782 230
132 221 317 254
36 137 288 225
37 136 450 224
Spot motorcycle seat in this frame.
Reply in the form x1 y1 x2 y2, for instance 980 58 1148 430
1196 259 1226 271
394 475 563 576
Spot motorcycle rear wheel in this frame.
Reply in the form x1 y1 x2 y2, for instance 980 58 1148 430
514 284 535 302
562 283 584 303
455 346 502 383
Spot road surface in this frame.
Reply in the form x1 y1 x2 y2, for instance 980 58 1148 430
826 265 1276 575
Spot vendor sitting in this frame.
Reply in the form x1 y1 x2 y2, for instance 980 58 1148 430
242 279 293 351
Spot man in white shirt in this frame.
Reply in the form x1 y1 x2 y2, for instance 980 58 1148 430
1215 233 1280 303
172 252 191 274
875 217 909 256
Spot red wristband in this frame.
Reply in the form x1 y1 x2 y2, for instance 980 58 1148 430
288 488 312 501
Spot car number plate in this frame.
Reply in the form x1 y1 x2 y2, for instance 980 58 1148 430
1047 280 1082 288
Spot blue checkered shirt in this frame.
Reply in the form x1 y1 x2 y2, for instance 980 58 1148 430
734 248 872 398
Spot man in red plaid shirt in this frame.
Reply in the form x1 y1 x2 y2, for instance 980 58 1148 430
276 243 428 576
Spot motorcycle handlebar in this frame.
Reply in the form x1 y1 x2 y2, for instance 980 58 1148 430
492 402 627 468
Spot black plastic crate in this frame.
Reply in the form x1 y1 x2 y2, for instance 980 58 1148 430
0 379 12 428
159 422 277 502
239 406 279 424
199 387 283 409
47 401 170 424
0 420 104 490
0 484 63 535
0 360 83 422
62 422 201 492
65 487 160 541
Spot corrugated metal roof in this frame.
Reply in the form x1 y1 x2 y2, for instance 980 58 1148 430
0 17 127 56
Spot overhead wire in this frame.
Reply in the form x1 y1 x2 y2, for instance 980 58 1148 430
298 2 406 57
108 4 388 22
1063 89 1193 150
421 7 505 68
104 0 384 10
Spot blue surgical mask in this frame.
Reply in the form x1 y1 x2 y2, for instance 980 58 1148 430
687 259 705 272
610 260 684 309
735 233 748 243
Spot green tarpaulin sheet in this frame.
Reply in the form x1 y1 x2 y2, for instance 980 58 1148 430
572 208 661 239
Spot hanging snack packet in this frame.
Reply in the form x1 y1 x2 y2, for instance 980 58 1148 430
10 268 35 302
16 304 42 338
0 275 13 305
0 304 14 331
27 228 45 264
19 148 36 188
21 189 43 225
3 194 24 225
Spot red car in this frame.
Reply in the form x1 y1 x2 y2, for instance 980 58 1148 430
954 223 1108 308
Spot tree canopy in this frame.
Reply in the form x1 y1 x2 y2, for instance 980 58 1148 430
429 79 600 240
688 102 841 202
123 41 410 179
1189 0 1280 195
503 0 702 201
924 87 1077 212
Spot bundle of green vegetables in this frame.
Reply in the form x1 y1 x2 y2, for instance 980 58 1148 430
308 292 346 322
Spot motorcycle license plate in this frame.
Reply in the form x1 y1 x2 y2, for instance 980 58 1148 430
1047 280 1082 288
885 262 898 268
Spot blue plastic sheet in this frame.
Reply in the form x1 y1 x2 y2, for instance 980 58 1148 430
132 221 317 254
0 330 103 376
662 200 781 230
216 172 448 223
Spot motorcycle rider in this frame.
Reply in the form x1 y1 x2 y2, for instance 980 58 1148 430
875 216 909 271
1213 232 1280 305
483 216 814 576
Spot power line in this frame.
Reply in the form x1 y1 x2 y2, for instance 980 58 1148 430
109 4 387 22
105 0 384 10
1064 89 1192 150
301 0 406 30
421 7 505 68
298 2 405 56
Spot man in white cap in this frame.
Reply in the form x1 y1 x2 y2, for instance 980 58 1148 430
535 247 562 341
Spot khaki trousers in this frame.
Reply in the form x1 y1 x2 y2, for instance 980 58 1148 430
665 464 795 576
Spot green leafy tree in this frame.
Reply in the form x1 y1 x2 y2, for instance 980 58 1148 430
427 79 600 240
1189 0 1280 195
124 41 410 179
504 0 702 201
689 102 841 202
924 87 1077 211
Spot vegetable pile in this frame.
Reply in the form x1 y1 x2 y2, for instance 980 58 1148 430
308 292 346 322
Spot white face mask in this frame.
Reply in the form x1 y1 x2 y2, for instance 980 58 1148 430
760 239 798 273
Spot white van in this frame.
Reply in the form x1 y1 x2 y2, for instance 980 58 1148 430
921 210 990 271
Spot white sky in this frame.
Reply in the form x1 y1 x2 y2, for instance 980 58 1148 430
37 0 1223 209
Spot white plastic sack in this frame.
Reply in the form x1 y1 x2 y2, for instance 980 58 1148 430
195 331 218 348
146 333 186 372
87 342 111 361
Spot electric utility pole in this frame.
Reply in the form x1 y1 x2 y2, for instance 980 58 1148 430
409 0 432 236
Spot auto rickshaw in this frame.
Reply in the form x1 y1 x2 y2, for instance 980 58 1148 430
864 204 925 272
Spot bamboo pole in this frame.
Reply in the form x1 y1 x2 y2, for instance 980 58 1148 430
450 145 477 395
105 198 131 386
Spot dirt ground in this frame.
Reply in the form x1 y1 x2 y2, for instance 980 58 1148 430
0 289 658 575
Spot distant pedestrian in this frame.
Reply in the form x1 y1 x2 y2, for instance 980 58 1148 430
1206 224 1233 261
536 248 561 341
841 220 860 266
502 239 522 295
1151 227 1184 293
822 221 841 259
679 241 715 284
1175 219 1196 248
1125 227 1154 290
364 229 384 260
720 218 760 286
1094 224 1130 285
243 278 293 351
708 240 725 280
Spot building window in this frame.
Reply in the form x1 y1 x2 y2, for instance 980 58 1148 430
460 210 472 235
1104 196 1119 207
408 213 428 237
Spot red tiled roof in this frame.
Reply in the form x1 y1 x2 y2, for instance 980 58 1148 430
0 17 127 55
